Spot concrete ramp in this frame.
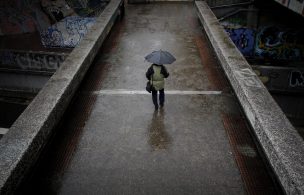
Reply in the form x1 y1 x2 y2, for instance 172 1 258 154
18 2 280 195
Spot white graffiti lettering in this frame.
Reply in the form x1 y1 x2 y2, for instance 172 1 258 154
0 50 66 71
290 71 304 87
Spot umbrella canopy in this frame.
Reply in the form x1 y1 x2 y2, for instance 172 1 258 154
145 50 176 65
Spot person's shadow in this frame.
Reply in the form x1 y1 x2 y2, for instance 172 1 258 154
148 109 170 150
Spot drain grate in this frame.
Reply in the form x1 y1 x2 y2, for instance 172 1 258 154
222 113 282 195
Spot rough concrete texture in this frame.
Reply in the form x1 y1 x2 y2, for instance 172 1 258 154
19 3 280 194
0 0 123 194
58 95 245 195
195 1 304 194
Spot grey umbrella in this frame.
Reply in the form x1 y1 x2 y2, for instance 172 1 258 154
145 50 176 65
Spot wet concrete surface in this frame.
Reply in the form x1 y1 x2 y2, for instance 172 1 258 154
19 2 280 194
56 95 245 194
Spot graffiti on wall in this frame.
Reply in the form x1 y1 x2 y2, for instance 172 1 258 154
252 66 304 93
290 71 304 87
0 50 66 71
0 0 51 35
41 0 75 22
255 26 304 61
225 28 255 57
67 0 108 17
40 16 96 48
0 0 107 36
0 7 37 35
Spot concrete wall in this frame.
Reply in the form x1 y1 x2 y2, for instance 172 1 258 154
196 1 304 194
0 0 124 194
0 50 68 94
0 72 50 93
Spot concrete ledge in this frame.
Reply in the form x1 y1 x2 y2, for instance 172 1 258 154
195 1 304 194
0 0 123 194
0 128 8 135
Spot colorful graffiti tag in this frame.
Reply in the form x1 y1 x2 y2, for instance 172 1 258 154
40 16 96 48
0 0 107 36
225 28 255 57
252 66 304 93
255 26 304 61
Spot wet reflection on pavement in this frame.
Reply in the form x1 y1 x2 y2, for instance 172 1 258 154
148 109 171 150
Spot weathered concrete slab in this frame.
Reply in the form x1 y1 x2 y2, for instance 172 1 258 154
0 128 8 135
56 95 246 195
195 1 304 194
0 0 123 194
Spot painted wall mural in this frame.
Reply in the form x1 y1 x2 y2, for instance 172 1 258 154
252 66 304 93
0 7 36 35
40 16 96 48
224 23 304 61
225 28 255 57
0 0 107 35
0 0 51 35
41 0 75 22
255 26 304 61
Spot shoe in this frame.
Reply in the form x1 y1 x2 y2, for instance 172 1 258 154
155 105 159 110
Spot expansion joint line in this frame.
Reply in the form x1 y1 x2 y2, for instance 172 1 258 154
90 89 222 95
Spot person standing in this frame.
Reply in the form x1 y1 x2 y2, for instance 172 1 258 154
146 63 169 110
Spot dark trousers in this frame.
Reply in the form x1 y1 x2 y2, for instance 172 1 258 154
152 89 165 108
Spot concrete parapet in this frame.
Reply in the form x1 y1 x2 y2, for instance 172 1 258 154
195 1 304 194
0 0 123 193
